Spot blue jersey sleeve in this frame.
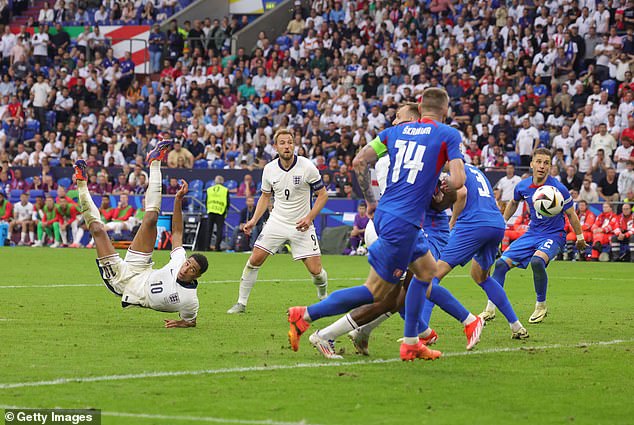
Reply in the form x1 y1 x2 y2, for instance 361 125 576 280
513 181 524 202
446 127 464 161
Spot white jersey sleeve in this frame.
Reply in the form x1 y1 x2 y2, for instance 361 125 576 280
375 155 390 198
144 247 200 321
261 165 272 193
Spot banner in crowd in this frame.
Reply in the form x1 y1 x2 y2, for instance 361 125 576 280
14 25 151 74
229 0 285 14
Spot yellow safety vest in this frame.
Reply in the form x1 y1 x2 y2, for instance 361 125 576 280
206 185 228 215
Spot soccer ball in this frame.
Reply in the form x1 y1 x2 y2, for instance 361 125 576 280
356 246 368 256
532 185 564 217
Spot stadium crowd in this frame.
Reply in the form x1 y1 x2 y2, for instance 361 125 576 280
0 0 634 258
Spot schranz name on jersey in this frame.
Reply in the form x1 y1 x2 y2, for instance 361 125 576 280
401 126 432 136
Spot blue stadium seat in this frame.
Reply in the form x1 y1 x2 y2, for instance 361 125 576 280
226 151 239 161
212 159 225 169
194 159 208 169
506 152 520 165
25 177 34 186
205 180 216 189
189 179 203 193
57 177 71 189
9 189 22 203
49 159 60 167
225 180 238 191
29 190 44 202
601 80 617 96
539 130 550 145
256 181 262 194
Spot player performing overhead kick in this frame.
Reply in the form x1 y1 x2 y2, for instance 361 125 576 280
288 88 483 362
226 128 329 314
73 139 209 328
480 148 587 324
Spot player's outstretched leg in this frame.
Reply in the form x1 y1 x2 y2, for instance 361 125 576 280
75 160 117 261
528 253 549 324
227 248 269 314
129 140 172 254
303 256 328 300
480 258 514 321
471 259 528 339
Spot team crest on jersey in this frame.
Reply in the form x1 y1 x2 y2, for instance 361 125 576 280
167 293 180 304
293 175 301 185
393 268 404 279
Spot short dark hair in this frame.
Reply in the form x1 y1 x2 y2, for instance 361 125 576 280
190 253 209 275
533 148 552 158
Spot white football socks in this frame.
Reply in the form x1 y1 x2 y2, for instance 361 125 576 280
77 180 101 227
486 300 497 312
311 268 328 298
462 313 477 326
510 321 523 332
319 313 358 341
237 260 260 305
356 312 391 336
145 161 162 213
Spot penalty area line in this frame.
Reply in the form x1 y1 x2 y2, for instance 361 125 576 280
0 406 323 425
0 338 632 390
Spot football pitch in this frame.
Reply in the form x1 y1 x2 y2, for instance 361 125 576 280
0 248 633 425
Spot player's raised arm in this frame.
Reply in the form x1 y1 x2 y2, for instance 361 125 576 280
171 179 188 249
353 143 380 212
565 206 588 251
503 199 520 222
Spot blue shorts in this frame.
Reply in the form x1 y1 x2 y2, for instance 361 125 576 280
502 230 565 269
426 228 450 260
368 210 429 284
440 226 505 271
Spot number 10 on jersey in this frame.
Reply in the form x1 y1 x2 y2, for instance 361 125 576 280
392 139 426 184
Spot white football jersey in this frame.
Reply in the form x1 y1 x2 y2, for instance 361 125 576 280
375 155 390 198
261 156 323 223
14 202 34 221
143 247 199 321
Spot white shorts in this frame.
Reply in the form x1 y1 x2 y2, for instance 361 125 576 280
254 218 321 260
96 249 153 305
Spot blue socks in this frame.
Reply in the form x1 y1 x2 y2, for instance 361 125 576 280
421 298 435 326
492 258 510 287
307 285 374 321
399 303 431 335
480 277 518 324
404 277 429 337
530 256 548 302
428 277 470 323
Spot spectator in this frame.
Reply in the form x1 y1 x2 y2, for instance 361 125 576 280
573 139 593 175
591 202 619 261
562 165 583 192
0 190 12 244
165 177 180 195
343 202 369 255
166 141 194 168
614 137 633 172
515 118 539 166
579 175 600 203
619 160 634 201
613 203 633 261
206 175 230 251
112 173 132 195
598 168 620 202
237 174 256 197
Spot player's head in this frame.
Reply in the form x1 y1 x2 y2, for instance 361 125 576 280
393 102 420 125
419 88 449 120
530 148 552 182
273 128 294 161
602 202 613 214
178 253 208 283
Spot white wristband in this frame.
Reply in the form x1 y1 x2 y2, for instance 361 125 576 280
576 234 584 242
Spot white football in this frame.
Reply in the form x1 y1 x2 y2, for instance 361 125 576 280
356 245 368 256
532 185 564 217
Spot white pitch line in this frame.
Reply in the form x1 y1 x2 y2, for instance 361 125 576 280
0 406 322 425
0 338 631 390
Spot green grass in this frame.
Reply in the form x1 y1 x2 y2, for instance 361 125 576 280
0 247 633 425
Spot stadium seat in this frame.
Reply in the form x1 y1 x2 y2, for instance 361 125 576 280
29 190 44 202
506 152 521 165
25 177 33 186
57 177 71 189
212 159 225 169
225 180 238 191
49 159 60 167
539 130 550 146
256 181 262 194
601 80 617 96
226 151 239 161
9 189 22 203
205 180 216 189
194 159 208 169
189 179 204 193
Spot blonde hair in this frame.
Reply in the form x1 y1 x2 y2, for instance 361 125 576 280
419 88 449 115
273 128 293 144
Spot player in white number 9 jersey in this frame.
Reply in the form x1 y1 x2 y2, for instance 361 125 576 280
73 138 209 328
227 129 330 314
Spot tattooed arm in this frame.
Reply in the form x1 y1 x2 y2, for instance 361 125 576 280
352 144 380 214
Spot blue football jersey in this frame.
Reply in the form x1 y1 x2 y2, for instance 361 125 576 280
424 206 450 234
454 164 506 229
376 119 464 226
513 176 573 234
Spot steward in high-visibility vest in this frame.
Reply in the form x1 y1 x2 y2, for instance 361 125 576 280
206 176 230 251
